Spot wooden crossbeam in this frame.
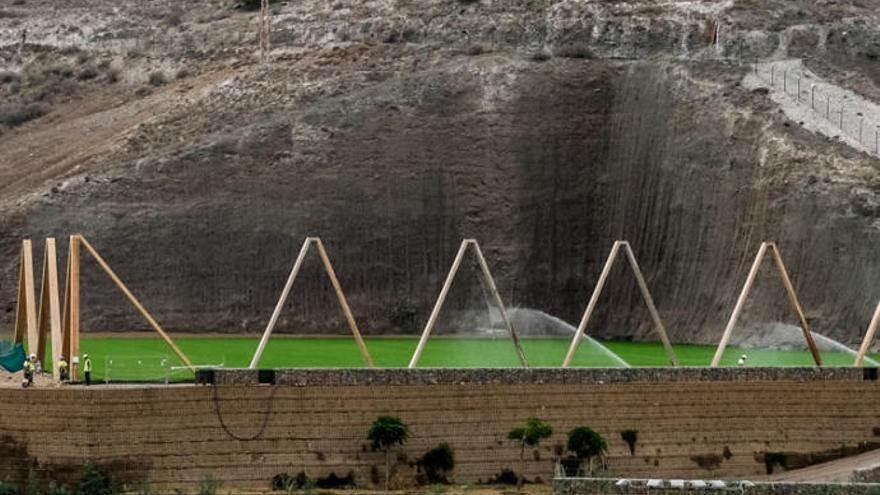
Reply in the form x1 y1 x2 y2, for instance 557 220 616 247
408 239 528 369
249 237 373 368
711 241 821 367
562 241 678 368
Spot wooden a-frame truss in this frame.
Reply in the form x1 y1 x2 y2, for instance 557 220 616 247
14 239 65 380
408 239 528 368
249 237 373 369
711 241 822 367
562 240 678 368
62 234 194 379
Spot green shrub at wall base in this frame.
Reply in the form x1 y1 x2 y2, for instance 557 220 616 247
417 443 455 484
0 480 19 495
77 464 117 495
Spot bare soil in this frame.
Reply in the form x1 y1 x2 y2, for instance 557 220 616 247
1 0 880 347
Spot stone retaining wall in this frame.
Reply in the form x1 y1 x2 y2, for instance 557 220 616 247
212 367 870 386
553 478 880 495
1 368 878 489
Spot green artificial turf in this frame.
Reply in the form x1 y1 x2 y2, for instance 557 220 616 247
48 336 878 382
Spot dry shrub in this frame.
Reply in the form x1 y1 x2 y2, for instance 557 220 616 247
106 67 121 84
0 103 48 127
36 79 79 101
0 71 20 84
554 43 594 59
42 63 74 78
148 71 166 86
77 66 99 81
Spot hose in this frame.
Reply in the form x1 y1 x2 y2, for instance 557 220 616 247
212 384 278 441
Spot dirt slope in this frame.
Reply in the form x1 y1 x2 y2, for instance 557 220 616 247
1 0 880 345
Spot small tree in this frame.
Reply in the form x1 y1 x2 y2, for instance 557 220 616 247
368 415 410 492
507 417 553 486
567 427 608 475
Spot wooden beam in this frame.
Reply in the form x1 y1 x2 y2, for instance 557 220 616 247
13 243 26 345
471 241 528 368
14 240 37 352
37 238 62 379
621 242 679 366
711 242 768 367
36 247 49 366
562 242 623 368
314 239 374 368
409 240 469 368
62 235 81 378
855 300 880 367
77 235 194 369
249 238 312 368
768 243 822 366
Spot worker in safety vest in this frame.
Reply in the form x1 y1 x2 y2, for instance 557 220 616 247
22 354 35 388
58 356 69 382
82 353 92 386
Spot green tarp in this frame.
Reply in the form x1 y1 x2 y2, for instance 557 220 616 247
0 341 26 372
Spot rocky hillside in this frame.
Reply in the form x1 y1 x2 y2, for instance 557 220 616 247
1 0 880 346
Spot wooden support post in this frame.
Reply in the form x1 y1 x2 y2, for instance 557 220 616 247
77 236 194 369
249 237 374 369
711 242 821 367
855 300 880 367
711 243 767 367
13 242 27 345
14 240 37 355
768 243 821 366
314 239 373 368
36 238 62 379
621 242 679 366
471 241 528 368
409 239 527 369
62 235 81 378
409 240 468 369
562 242 622 367
250 239 311 368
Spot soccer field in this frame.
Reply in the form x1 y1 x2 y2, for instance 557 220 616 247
64 336 875 382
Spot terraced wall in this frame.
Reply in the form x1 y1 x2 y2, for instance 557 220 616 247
0 368 878 489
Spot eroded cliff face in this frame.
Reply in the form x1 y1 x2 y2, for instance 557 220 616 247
0 0 879 344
